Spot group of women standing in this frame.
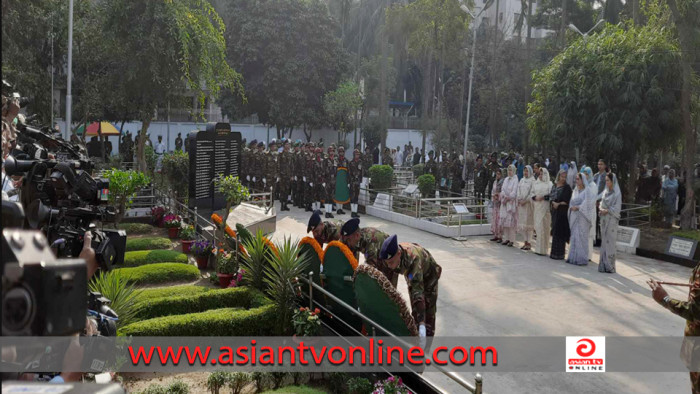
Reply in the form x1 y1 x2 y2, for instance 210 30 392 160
490 163 622 274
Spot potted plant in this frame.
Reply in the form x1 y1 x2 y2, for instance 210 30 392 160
215 249 239 288
180 225 196 253
192 240 213 269
150 205 166 227
292 307 321 337
373 376 408 394
214 175 250 242
163 214 182 238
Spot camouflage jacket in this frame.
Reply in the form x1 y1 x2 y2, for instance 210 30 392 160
325 155 338 182
473 164 489 192
279 150 293 178
265 151 278 181
349 158 363 184
666 262 700 368
425 158 438 178
313 157 326 184
252 150 264 178
393 242 442 324
362 154 373 176
350 227 389 266
315 220 344 245
382 152 394 167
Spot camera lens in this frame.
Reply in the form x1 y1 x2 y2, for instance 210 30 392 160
2 286 35 334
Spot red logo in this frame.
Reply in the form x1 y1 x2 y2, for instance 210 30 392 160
576 338 596 357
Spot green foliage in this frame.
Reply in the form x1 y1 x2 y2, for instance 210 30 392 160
180 225 196 241
327 373 350 394
114 263 200 285
229 372 251 394
417 174 435 197
528 25 682 167
252 372 270 393
137 380 189 394
207 371 228 394
263 237 310 335
269 372 288 389
241 231 272 291
117 223 154 235
368 165 394 190
347 377 373 394
412 163 425 177
215 175 251 207
132 287 269 322
673 230 700 242
361 118 385 151
162 151 190 200
216 251 239 275
126 237 172 252
88 270 142 327
118 305 276 336
103 169 150 224
123 250 188 267
324 80 363 133
145 145 157 175
236 223 254 246
219 0 347 137
262 386 326 394
135 285 213 302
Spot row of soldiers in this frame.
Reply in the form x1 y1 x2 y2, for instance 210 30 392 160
307 214 441 342
240 139 373 218
423 150 465 196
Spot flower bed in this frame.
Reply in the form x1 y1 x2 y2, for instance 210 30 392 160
118 304 276 336
114 263 200 285
132 287 269 322
117 223 155 235
125 237 172 252
123 250 188 267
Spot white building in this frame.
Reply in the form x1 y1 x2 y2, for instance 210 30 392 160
479 0 553 42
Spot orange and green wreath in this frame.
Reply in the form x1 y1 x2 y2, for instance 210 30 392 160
211 213 248 256
299 236 324 261
262 236 279 257
323 241 358 271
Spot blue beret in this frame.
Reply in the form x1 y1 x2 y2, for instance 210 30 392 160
249 139 257 146
379 235 398 260
258 141 265 147
340 218 360 237
307 210 322 233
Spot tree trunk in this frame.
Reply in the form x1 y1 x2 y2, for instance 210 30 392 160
137 118 151 173
627 151 638 201
560 0 568 47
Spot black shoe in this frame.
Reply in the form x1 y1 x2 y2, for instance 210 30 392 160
337 209 345 215
325 212 334 218
351 212 359 218
305 204 313 212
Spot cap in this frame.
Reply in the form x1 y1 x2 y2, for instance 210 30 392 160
270 139 277 145
340 218 360 237
428 150 434 156
249 139 258 146
307 210 322 233
379 235 398 260
338 146 345 151
258 141 265 148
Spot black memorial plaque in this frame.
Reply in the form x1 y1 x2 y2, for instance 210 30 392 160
188 122 242 210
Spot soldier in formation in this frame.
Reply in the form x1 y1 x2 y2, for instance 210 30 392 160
348 149 364 218
335 146 348 215
277 140 293 211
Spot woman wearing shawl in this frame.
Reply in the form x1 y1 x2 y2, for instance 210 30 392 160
566 161 578 189
662 169 678 226
581 166 597 261
532 168 553 255
567 173 594 266
489 168 504 243
517 165 535 250
550 170 572 260
599 172 621 273
499 165 519 247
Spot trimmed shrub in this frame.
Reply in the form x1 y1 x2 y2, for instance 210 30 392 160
262 385 328 394
207 371 228 394
123 250 188 267
229 372 251 394
137 380 189 394
114 263 200 285
118 223 154 235
347 377 373 394
417 174 435 197
368 165 393 189
126 237 172 252
412 163 425 178
133 287 270 322
135 284 213 302
118 305 276 336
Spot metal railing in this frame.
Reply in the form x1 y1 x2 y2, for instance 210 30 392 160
620 203 651 228
298 273 483 394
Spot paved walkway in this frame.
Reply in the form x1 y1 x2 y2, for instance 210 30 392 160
271 207 693 394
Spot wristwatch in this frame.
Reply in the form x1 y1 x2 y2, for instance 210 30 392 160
663 295 671 306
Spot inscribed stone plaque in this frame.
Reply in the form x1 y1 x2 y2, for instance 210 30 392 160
666 236 698 259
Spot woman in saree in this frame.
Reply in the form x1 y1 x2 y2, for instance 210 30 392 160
499 165 519 247
599 172 621 273
581 166 597 261
662 169 678 226
532 168 553 255
490 168 504 243
517 165 535 250
567 173 595 266
550 170 572 260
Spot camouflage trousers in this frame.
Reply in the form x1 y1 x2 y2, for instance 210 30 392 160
350 182 361 204
692 372 700 394
326 182 335 204
278 179 291 202
408 264 441 337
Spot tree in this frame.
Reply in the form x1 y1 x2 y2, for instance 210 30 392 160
528 25 683 196
324 80 363 143
101 0 243 172
104 169 150 225
220 0 348 139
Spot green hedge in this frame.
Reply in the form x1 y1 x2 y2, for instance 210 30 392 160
417 174 435 196
114 263 200 285
368 165 394 190
123 250 188 267
126 237 172 252
412 163 425 178
133 287 270 322
118 223 155 235
118 305 276 336
135 284 213 302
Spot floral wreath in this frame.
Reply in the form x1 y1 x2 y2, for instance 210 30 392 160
262 236 279 257
323 240 358 271
211 213 249 256
299 236 324 261
354 264 418 336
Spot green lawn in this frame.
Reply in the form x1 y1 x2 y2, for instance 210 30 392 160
673 230 700 241
126 237 172 252
262 385 328 394
123 250 188 267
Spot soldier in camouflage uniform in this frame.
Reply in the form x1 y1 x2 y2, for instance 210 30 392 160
380 235 442 338
302 143 315 211
473 154 489 205
450 153 463 196
277 140 293 211
253 142 266 192
349 149 364 218
486 151 500 199
264 140 279 198
336 146 348 215
340 218 394 286
312 147 327 215
324 145 338 218
241 140 255 189
307 210 344 246
292 141 303 208
382 147 394 167
362 147 373 178
649 268 700 393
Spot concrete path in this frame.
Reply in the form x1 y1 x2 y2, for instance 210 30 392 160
271 206 693 394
